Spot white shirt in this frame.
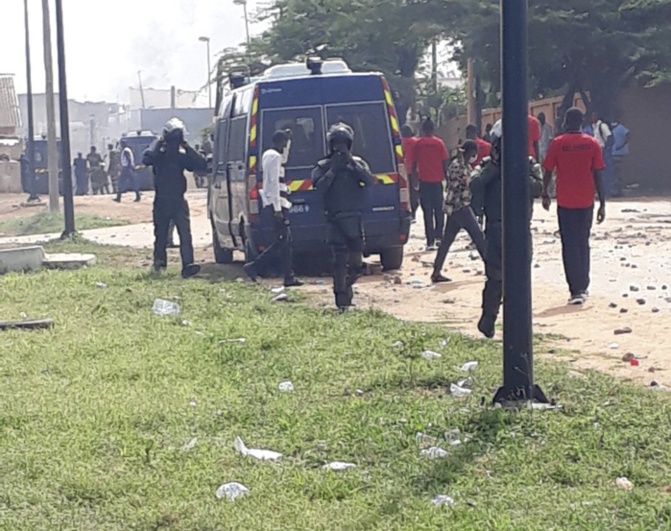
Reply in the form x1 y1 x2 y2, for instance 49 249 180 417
260 148 291 212
593 120 612 150
121 146 135 169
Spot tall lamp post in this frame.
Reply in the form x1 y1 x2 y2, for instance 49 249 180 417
55 0 75 237
23 0 38 202
199 36 212 109
495 0 547 405
233 0 251 46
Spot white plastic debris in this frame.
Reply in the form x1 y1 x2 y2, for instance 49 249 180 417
421 350 442 360
219 338 247 344
415 432 438 448
392 341 404 349
271 286 286 295
272 293 289 303
19 312 28 319
323 462 357 471
96 282 108 289
460 361 479 372
189 401 198 408
183 437 198 453
616 477 634 491
439 339 450 348
432 495 456 507
181 320 192 327
216 482 250 502
450 383 472 398
279 381 295 393
152 298 181 317
457 377 474 389
421 447 449 460
609 343 620 350
444 428 461 446
234 437 282 461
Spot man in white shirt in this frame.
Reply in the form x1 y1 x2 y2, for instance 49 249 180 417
114 139 141 203
244 130 302 287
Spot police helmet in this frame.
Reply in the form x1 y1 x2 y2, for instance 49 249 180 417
327 122 354 151
163 117 188 142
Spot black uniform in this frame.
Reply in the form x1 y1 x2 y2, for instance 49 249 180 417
470 156 542 337
312 153 374 310
143 140 206 274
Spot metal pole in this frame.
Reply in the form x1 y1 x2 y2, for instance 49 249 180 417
55 0 75 237
23 0 38 202
42 0 59 212
207 39 212 109
494 0 547 405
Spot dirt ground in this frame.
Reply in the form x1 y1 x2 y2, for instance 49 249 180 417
1 191 670 387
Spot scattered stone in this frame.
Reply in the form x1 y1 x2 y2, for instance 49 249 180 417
622 293 629 298
647 286 657 291
614 327 632 335
630 286 640 292
622 353 636 363
636 298 646 306
620 308 629 314
648 367 656 374
393 276 402 285
652 307 660 313
609 303 618 309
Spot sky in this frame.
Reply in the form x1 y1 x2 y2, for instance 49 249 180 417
0 0 265 104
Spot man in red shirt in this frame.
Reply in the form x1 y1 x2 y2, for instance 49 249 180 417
401 125 419 221
529 114 541 161
411 119 449 250
542 107 606 305
466 124 491 167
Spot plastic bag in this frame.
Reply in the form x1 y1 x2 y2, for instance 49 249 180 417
152 299 180 317
279 381 294 393
450 383 472 398
234 437 282 461
432 495 455 507
421 447 448 460
216 482 250 502
421 350 442 360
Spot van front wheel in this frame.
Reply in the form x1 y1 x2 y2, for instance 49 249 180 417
380 247 404 271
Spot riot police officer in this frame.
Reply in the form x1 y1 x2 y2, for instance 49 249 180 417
143 118 206 279
312 123 374 312
470 120 543 338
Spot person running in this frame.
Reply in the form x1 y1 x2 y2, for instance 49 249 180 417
465 124 491 167
431 140 485 283
411 119 449 250
542 107 606 306
401 125 419 221
115 140 141 203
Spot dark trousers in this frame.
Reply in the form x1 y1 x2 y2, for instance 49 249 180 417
419 182 444 246
328 213 364 309
481 222 503 326
153 197 194 269
558 206 593 297
433 206 486 274
75 174 88 196
410 186 420 219
251 209 294 283
117 168 140 199
612 157 625 197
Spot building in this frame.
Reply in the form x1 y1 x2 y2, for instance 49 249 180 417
0 75 22 193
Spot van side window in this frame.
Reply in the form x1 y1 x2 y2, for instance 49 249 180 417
261 107 324 169
228 117 248 164
326 102 395 174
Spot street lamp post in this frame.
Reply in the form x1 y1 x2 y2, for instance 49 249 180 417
494 0 547 405
23 0 38 202
55 0 75 237
199 36 212 109
233 0 251 46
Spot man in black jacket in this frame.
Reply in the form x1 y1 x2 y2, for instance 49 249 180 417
143 118 206 278
312 123 374 312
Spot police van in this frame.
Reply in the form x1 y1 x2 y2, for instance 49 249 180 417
208 59 411 270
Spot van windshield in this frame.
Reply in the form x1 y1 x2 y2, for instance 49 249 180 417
261 107 324 169
326 102 395 174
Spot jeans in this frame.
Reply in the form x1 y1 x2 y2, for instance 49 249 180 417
433 206 486 275
419 181 444 246
250 208 295 283
153 197 195 270
558 206 594 297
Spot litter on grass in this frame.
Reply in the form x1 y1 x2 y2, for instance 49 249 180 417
152 299 180 317
432 495 456 507
457 377 474 389
216 482 250 502
616 477 634 491
392 341 404 348
421 350 442 360
460 361 479 372
415 432 438 448
272 293 289 303
183 437 198 453
323 462 357 471
271 286 286 295
450 383 472 397
234 437 282 461
95 282 108 289
279 381 295 393
219 338 247 344
421 447 449 460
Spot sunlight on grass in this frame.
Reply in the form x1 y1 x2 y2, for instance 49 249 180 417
0 242 670 529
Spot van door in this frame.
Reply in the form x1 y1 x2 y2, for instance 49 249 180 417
211 96 233 246
259 106 325 245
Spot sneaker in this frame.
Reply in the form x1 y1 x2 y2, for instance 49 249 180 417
431 274 452 284
243 263 259 282
568 294 585 306
426 245 438 252
182 264 201 279
284 278 304 288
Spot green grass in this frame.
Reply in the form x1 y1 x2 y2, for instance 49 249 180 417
1 240 671 530
0 210 128 237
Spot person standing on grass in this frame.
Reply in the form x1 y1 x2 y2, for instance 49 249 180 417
411 119 449 251
401 125 420 221
542 107 606 306
143 118 206 279
431 140 485 283
243 130 303 288
115 139 141 203
465 124 491 168
73 152 88 196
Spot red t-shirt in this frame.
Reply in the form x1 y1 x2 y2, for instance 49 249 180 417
402 137 417 168
474 137 491 167
413 136 449 183
528 115 541 159
543 133 606 209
